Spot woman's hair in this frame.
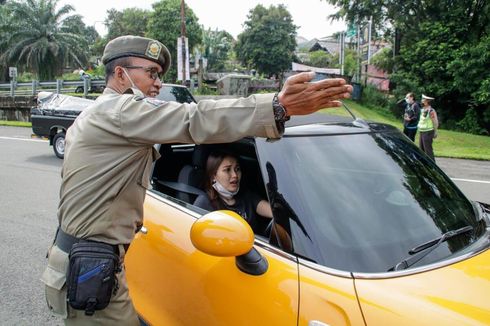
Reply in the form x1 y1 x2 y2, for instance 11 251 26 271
203 150 239 210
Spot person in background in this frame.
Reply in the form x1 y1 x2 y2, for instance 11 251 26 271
194 151 272 233
418 94 439 161
41 35 353 325
403 92 420 141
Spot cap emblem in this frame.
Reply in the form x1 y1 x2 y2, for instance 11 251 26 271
146 41 162 60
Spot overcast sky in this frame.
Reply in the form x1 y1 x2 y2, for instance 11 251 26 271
59 0 346 41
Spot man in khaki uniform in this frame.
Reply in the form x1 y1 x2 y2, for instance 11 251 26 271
41 35 352 325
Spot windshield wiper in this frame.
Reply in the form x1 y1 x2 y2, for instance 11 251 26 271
388 225 473 272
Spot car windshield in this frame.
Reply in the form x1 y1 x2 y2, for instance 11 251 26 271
256 127 485 273
157 86 195 103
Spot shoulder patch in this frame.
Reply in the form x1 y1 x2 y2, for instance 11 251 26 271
143 97 166 106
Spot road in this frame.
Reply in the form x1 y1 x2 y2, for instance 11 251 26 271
0 126 489 325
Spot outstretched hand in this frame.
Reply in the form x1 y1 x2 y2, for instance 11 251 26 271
277 72 353 116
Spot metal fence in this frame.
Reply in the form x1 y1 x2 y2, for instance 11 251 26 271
0 79 106 97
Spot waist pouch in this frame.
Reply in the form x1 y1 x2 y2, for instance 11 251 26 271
67 241 121 316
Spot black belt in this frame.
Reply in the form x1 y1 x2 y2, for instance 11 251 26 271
54 227 129 254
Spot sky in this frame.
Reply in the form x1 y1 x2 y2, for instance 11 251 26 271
59 0 346 41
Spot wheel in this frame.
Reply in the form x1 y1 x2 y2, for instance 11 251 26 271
53 132 66 159
75 86 83 93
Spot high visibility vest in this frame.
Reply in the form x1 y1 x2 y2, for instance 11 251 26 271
418 107 434 132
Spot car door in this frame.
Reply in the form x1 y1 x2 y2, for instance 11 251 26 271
126 191 300 325
297 261 365 326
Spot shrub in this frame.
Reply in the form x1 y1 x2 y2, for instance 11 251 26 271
456 108 488 135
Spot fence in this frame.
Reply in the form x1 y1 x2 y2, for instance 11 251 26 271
0 79 106 97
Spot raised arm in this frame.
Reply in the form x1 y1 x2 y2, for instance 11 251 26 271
277 72 352 117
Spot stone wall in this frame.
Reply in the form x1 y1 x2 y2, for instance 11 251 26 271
0 96 36 122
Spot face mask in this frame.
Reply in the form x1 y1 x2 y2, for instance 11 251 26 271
212 180 239 199
405 98 412 104
122 68 142 94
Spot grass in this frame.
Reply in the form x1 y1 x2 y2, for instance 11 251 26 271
321 99 490 161
0 120 32 127
2 99 489 160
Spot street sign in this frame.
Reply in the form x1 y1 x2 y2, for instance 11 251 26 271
9 67 17 78
346 24 356 37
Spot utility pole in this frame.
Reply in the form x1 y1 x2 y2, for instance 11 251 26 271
339 31 345 76
180 0 187 86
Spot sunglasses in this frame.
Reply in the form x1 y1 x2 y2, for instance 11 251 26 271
122 65 163 80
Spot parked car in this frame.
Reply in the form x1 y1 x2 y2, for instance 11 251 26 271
125 112 490 325
30 84 196 158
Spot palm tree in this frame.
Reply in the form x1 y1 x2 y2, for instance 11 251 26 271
0 0 89 80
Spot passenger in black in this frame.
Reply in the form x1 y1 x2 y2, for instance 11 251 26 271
193 151 272 232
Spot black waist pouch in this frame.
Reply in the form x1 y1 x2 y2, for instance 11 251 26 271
67 241 121 316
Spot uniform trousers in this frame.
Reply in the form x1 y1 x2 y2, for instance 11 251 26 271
419 130 435 161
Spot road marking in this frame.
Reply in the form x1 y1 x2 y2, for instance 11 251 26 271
452 178 490 185
0 136 46 142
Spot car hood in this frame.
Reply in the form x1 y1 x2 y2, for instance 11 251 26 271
354 249 490 325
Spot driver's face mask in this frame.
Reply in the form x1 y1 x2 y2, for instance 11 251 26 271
212 180 239 200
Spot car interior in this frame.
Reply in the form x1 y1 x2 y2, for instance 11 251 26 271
149 138 272 237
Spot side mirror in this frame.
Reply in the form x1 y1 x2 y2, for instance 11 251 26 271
190 210 268 275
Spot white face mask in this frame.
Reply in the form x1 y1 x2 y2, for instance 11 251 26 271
212 180 239 199
122 68 142 94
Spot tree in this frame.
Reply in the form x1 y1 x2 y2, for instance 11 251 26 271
0 0 89 80
200 28 234 72
324 0 490 134
234 4 297 78
105 8 150 40
61 15 101 63
146 0 202 82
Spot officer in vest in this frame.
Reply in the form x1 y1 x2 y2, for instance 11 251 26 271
41 35 352 325
418 94 439 161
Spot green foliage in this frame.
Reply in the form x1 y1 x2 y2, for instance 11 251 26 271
199 28 234 71
303 50 331 68
193 84 218 95
325 0 490 134
60 72 80 81
146 0 202 83
0 0 90 80
371 47 394 73
359 85 392 116
234 4 297 77
456 108 488 135
105 8 150 40
328 48 359 77
17 71 36 82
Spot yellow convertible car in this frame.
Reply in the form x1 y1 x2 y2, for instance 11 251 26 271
126 114 490 325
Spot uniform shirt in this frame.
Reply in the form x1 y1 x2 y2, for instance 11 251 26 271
59 87 279 245
193 190 263 231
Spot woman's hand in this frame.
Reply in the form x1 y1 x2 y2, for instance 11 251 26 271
277 72 353 116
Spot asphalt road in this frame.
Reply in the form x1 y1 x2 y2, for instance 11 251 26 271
0 126 489 325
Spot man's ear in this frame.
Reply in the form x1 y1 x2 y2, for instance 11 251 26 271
113 66 125 82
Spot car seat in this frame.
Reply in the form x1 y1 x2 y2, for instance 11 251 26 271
175 145 210 203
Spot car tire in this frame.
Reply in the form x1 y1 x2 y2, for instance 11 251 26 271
53 132 65 159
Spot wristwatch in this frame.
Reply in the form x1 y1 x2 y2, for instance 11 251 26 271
272 93 290 125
